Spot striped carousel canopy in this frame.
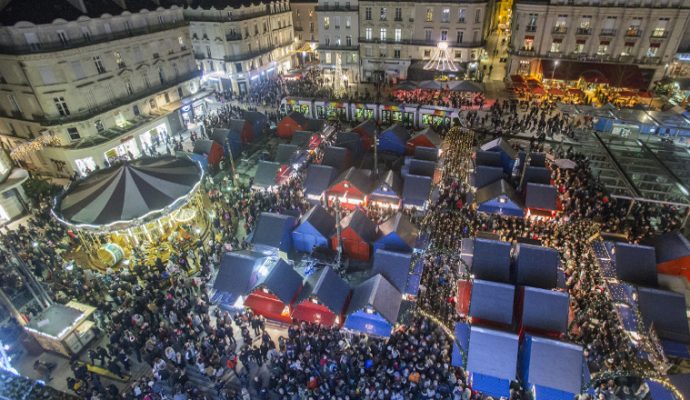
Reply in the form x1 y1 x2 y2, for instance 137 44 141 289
53 156 202 231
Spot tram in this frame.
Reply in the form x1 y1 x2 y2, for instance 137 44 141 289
280 97 460 129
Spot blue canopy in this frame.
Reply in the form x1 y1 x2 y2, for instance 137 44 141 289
304 164 337 201
369 170 402 204
476 179 524 217
346 274 402 325
521 287 569 333
402 174 432 208
344 309 395 337
467 326 519 398
480 138 517 173
475 150 503 167
409 159 436 178
292 205 335 253
372 249 412 293
414 146 439 161
212 251 264 305
452 321 471 367
251 259 303 304
378 124 410 155
473 165 504 188
638 287 690 343
525 183 558 212
614 243 658 286
520 335 584 399
469 280 515 325
516 244 559 289
252 212 297 253
293 266 350 314
374 213 419 253
472 238 512 283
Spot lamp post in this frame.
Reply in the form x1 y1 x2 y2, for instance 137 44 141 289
552 59 559 81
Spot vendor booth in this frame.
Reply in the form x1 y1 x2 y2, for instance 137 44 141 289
322 146 352 172
472 238 512 283
515 244 559 289
469 280 515 326
473 166 505 189
242 111 268 141
613 243 658 286
291 266 350 327
520 287 569 335
378 124 410 156
369 170 402 208
407 127 442 153
480 138 517 173
374 213 419 253
211 251 265 309
291 205 335 253
251 212 297 256
475 179 524 218
326 167 373 208
253 161 282 190
402 174 432 209
643 230 690 279
344 274 402 337
519 335 586 400
525 183 559 217
372 249 412 293
192 139 224 167
331 208 378 261
466 326 519 398
244 259 303 323
24 301 96 357
51 156 206 268
304 165 338 203
351 119 377 149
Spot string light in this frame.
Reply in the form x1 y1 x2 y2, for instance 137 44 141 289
423 42 459 72
9 133 61 161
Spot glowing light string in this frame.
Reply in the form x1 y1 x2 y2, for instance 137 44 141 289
423 42 459 72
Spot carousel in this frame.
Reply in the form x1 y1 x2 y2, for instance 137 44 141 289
51 156 207 269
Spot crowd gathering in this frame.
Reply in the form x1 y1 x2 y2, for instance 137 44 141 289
391 89 488 111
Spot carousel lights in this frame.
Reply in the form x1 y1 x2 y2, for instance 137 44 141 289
423 41 459 72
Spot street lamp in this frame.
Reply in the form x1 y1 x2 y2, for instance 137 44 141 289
552 60 560 81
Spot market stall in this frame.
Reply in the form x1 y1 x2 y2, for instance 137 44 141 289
24 301 96 357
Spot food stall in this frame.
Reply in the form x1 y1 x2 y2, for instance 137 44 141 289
24 301 96 357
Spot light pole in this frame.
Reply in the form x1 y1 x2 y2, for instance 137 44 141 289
551 60 559 81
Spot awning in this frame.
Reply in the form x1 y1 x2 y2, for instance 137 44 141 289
540 59 647 89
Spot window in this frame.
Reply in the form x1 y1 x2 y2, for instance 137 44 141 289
67 127 80 140
365 47 372 57
380 7 387 21
425 30 432 41
39 66 57 85
458 9 465 23
454 50 461 59
336 35 341 45
424 49 431 58
425 8 433 22
395 28 401 42
178 36 186 50
158 66 165 83
235 62 242 72
523 37 534 50
647 46 659 57
574 42 585 53
473 30 479 43
475 9 481 23
380 28 387 41
550 40 561 52
345 16 351 28
346 35 352 46
323 17 330 29
206 45 212 58
379 46 386 57
125 79 133 95
554 15 567 32
93 56 106 74
7 95 20 113
81 27 92 42
114 51 125 68
325 52 332 63
440 30 448 41
394 49 400 58
365 7 371 20
54 96 70 116
579 16 592 28
621 42 635 56
177 87 183 98
627 17 642 36
24 32 40 51
395 8 402 21
57 30 69 45
653 17 669 37
133 105 140 116
0 73 5 84
334 16 340 29
526 14 538 31
325 36 330 46
441 8 450 23
597 41 609 55
365 27 372 40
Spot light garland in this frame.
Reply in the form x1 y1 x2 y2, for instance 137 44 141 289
423 42 459 72
9 134 61 161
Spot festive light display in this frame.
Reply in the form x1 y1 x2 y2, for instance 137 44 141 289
423 42 459 72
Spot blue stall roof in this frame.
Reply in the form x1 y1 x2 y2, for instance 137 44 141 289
377 213 419 250
475 179 523 209
473 165 505 188
381 124 410 143
613 243 658 286
371 170 403 198
372 249 412 293
252 212 297 250
469 279 515 325
253 161 281 188
452 321 471 368
476 150 503 168
467 326 519 380
346 274 402 324
525 183 558 212
414 146 439 161
353 119 377 141
339 208 379 242
294 266 350 314
409 159 436 178
523 336 584 395
251 259 303 304
304 164 338 197
472 238 512 283
291 131 315 148
516 243 559 289
299 205 336 238
637 287 690 343
213 251 265 297
481 138 518 160
402 174 432 207
521 287 569 333
322 146 351 171
642 230 690 264
275 144 299 164
524 166 552 185
336 131 363 155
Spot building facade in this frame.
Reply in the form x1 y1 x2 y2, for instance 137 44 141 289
185 0 295 94
0 1 203 177
316 0 360 92
508 0 690 89
292 0 318 47
358 1 489 82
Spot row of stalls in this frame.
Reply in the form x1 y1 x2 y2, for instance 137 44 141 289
472 138 561 218
279 98 462 129
453 237 588 400
190 111 270 170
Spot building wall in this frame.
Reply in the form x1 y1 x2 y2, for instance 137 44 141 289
508 0 690 87
316 0 360 89
292 1 319 44
358 1 488 82
185 0 294 94
0 6 203 176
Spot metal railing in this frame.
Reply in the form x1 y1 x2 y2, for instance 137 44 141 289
359 38 484 47
315 5 358 11
552 26 568 34
576 27 593 35
650 31 669 38
600 29 617 36
0 21 188 55
625 29 642 37
185 7 290 23
222 41 292 62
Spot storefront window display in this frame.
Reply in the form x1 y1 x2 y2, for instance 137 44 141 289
104 139 140 165
139 124 169 152
75 157 97 176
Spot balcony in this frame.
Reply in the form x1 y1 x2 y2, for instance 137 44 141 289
650 31 669 39
513 47 535 56
552 26 568 34
185 8 289 23
525 25 537 32
576 27 592 35
226 32 242 41
317 43 359 51
194 53 206 60
458 18 466 23
600 29 616 36
0 70 202 126
223 41 292 62
0 21 188 55
625 29 642 37
394 17 402 22
360 37 484 48
315 5 358 11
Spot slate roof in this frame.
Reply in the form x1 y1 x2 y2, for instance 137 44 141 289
516 243 559 289
275 144 299 164
475 179 522 207
642 230 690 264
473 165 504 188
409 127 442 148
472 238 512 283
524 336 584 394
613 243 658 286
525 183 558 211
338 208 378 242
331 167 373 194
253 161 281 188
637 287 690 343
414 146 439 161
252 212 296 249
381 124 410 143
299 205 335 237
251 259 303 304
346 274 402 324
373 170 403 197
372 249 412 293
402 174 432 206
213 251 264 295
322 146 351 171
475 150 503 167
521 287 570 333
469 280 515 325
292 131 315 148
480 138 517 160
409 159 436 178
294 266 350 314
378 213 419 249
304 164 337 196
467 326 519 380
524 166 552 185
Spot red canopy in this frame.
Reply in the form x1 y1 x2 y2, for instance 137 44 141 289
549 88 564 96
291 301 339 327
533 87 546 95
567 88 584 96
244 291 292 323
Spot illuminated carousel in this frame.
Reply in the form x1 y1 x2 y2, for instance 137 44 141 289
52 156 207 268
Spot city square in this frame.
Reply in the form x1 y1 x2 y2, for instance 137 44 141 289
0 0 689 399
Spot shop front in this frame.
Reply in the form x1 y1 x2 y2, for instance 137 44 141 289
0 150 30 224
104 136 142 166
138 123 170 153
